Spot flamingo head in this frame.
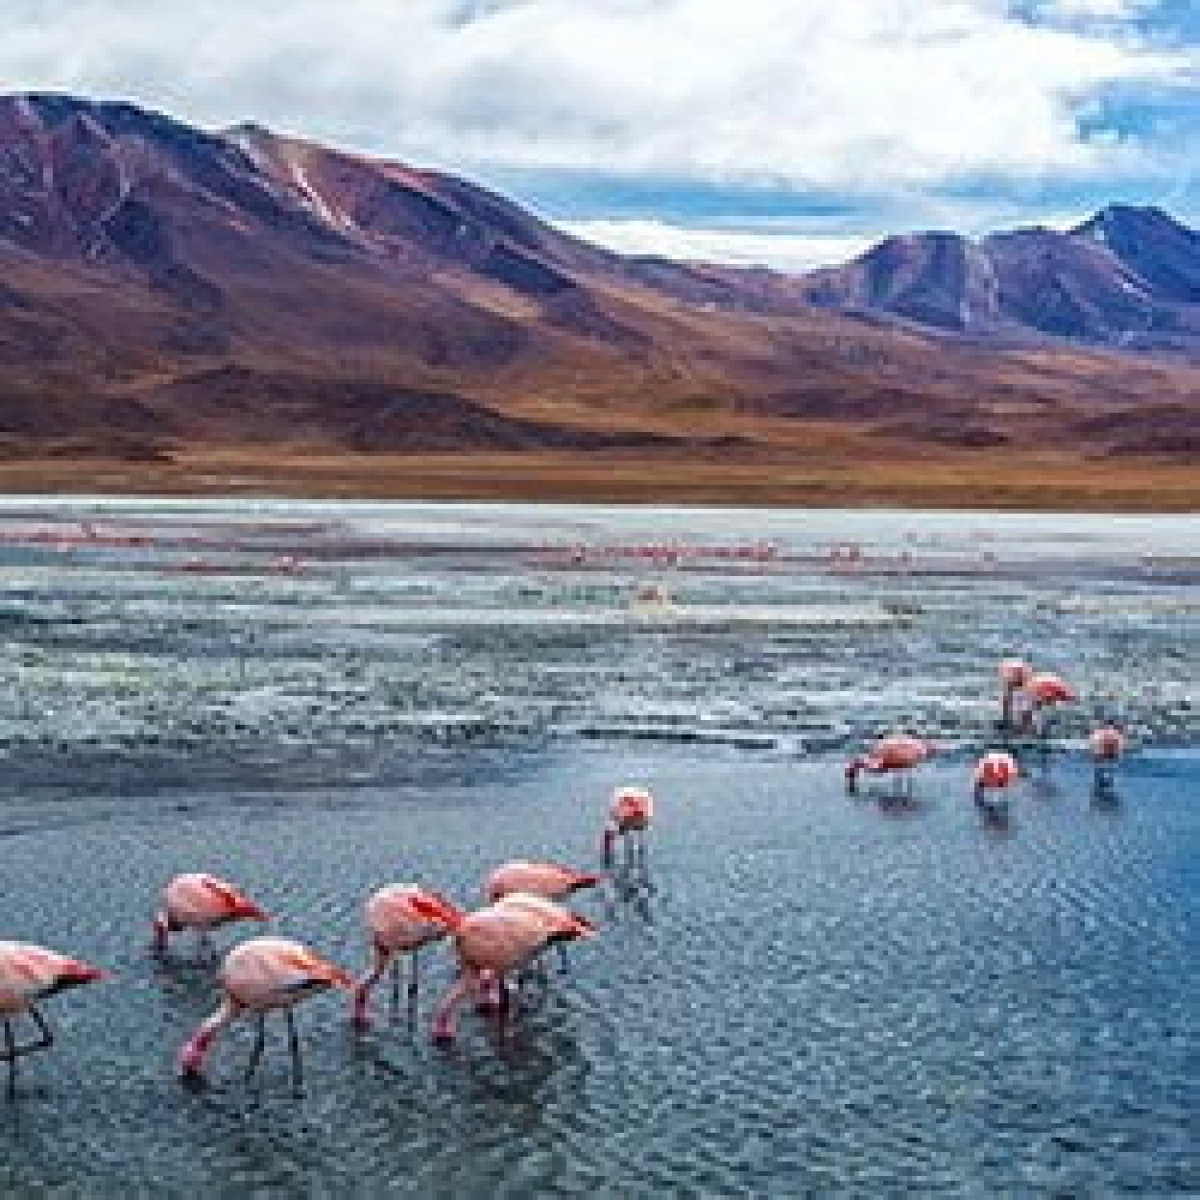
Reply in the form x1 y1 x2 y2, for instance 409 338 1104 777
999 659 1032 689
48 958 108 995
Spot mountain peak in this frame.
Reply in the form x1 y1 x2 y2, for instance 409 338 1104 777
1075 202 1185 240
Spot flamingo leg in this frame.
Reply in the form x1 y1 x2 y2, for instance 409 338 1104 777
3 1008 55 1101
286 1009 302 1089
244 1014 266 1083
432 971 475 1044
390 958 401 1018
557 943 570 974
4 1020 14 1101
28 1005 53 1052
407 948 420 1023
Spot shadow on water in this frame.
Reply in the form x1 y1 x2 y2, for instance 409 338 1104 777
977 801 1013 836
874 792 928 819
1091 772 1121 810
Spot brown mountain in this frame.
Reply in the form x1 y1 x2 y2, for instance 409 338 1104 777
0 92 1197 506
802 206 1200 354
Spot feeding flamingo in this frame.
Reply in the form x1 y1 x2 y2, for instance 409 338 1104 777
973 751 1019 808
351 885 451 1029
1027 673 1076 742
845 735 935 799
998 659 1034 731
0 941 106 1100
603 787 654 869
405 893 594 1044
484 862 604 972
152 873 268 960
484 861 604 904
178 936 352 1086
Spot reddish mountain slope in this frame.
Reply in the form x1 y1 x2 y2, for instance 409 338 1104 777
0 92 1197 478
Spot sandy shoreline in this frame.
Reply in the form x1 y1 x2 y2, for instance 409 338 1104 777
0 450 1196 511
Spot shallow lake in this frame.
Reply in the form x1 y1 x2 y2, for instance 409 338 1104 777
0 502 1196 1193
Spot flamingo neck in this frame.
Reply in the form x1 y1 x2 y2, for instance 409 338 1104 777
179 999 238 1076
602 824 617 867
845 757 868 792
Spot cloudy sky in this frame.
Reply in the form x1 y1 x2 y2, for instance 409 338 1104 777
2 0 1196 268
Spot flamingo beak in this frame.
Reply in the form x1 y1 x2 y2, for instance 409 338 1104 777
325 964 356 991
65 960 109 986
237 901 270 922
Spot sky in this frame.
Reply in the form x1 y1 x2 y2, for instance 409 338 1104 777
1 0 1196 269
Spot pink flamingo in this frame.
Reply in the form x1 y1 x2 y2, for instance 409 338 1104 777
153 873 269 960
1091 725 1125 762
998 659 1034 730
484 861 604 904
484 861 604 972
405 893 595 1044
1028 673 1077 743
351 885 451 1029
845 735 935 798
1090 725 1125 794
0 941 106 1100
179 936 353 1086
973 751 1019 807
603 787 654 869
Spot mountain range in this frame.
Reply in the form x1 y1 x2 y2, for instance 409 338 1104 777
0 92 1196 497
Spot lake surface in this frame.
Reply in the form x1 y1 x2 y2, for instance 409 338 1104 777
0 502 1196 1194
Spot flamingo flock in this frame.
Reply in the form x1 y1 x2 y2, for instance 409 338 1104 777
2 656 1134 1100
2 787 653 1097
845 656 1126 813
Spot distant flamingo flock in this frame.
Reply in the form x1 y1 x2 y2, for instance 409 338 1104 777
846 657 1125 814
4 654 1130 1099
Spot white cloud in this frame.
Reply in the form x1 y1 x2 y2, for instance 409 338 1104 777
558 218 877 270
0 0 1191 193
1038 0 1150 19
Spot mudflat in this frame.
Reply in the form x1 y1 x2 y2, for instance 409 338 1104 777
0 448 1196 510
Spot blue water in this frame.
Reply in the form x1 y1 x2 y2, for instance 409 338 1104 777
0 503 1196 1193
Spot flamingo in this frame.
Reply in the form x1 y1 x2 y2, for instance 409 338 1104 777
405 893 594 1044
973 751 1019 807
152 873 268 960
0 942 106 1100
1090 725 1125 795
845 735 935 798
351 885 451 1029
998 659 1034 731
1028 673 1077 743
484 862 604 973
603 787 654 869
178 936 353 1086
484 861 604 904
